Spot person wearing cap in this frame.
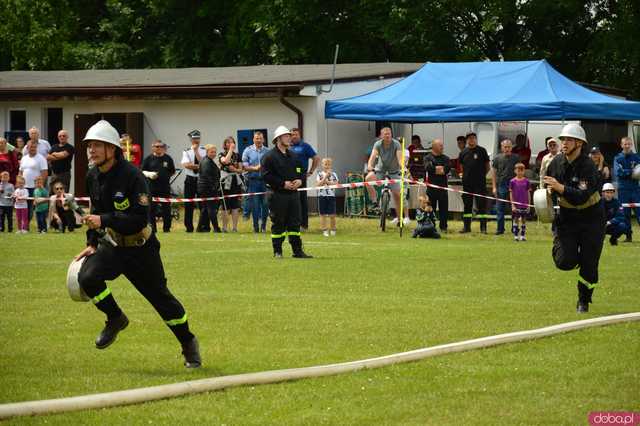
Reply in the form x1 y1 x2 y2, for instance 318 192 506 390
539 137 559 189
589 146 610 183
141 140 176 233
181 130 209 233
74 120 201 368
365 127 411 226
261 125 312 258
544 123 606 313
613 136 640 242
459 131 490 233
424 138 450 232
602 182 630 246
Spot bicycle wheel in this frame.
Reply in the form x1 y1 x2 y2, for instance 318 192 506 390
379 189 390 231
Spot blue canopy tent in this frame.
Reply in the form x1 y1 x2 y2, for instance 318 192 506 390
325 60 640 122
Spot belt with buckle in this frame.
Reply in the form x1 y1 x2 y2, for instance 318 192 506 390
106 225 152 247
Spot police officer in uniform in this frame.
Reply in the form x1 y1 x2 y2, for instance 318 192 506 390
75 120 201 368
544 123 605 313
261 125 312 258
141 140 175 233
181 130 209 232
459 132 490 233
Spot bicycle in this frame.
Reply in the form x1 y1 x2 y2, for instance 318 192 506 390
378 173 393 232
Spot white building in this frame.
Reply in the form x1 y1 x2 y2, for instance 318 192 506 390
0 63 422 196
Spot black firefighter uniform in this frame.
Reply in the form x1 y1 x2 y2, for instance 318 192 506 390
546 151 605 308
78 158 196 347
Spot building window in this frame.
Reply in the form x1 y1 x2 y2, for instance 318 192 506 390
9 110 26 131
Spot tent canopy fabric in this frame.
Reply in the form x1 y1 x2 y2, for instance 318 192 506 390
324 60 640 122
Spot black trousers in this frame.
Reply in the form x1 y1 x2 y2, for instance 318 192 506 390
552 214 605 287
462 184 487 230
183 175 209 232
269 191 303 254
299 179 309 228
78 234 193 344
0 205 12 232
51 206 75 232
149 192 172 232
427 187 448 230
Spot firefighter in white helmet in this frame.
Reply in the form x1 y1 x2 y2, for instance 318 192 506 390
73 120 201 368
543 123 606 313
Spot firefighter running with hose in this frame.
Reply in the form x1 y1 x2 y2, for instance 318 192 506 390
261 125 312 259
74 120 201 368
543 123 605 313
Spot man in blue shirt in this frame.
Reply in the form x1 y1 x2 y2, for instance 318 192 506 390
242 131 270 233
613 136 640 242
289 128 320 229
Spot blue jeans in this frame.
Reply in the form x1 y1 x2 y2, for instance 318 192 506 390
36 210 48 232
618 186 640 232
247 179 268 231
495 182 509 233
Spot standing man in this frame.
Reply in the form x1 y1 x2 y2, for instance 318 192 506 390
242 130 270 233
365 127 410 225
142 140 176 233
450 135 467 177
544 124 605 313
22 127 51 158
459 132 490 233
261 125 312 258
75 120 200 368
613 136 640 242
47 129 75 192
424 139 450 232
289 128 320 230
539 138 559 188
491 139 520 235
181 130 209 233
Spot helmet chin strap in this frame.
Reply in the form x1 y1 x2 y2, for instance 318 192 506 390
95 145 114 168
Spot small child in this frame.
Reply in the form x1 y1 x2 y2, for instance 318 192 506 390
509 163 531 241
33 176 49 233
0 171 15 232
412 195 440 239
13 175 29 233
316 158 339 236
602 183 630 246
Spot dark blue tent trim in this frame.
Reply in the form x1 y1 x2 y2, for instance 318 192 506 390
325 60 640 122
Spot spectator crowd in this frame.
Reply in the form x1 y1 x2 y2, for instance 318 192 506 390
1 123 638 242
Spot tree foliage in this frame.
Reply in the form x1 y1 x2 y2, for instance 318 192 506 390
1 0 638 97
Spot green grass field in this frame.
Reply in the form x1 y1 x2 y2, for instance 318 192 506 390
1 217 638 425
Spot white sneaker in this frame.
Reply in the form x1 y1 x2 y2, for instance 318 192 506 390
403 217 410 226
323 230 330 237
391 217 399 225
330 230 336 236
519 235 526 241
514 235 519 241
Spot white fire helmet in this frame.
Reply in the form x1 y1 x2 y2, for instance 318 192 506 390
83 120 121 148
558 123 587 144
602 183 615 192
272 125 292 143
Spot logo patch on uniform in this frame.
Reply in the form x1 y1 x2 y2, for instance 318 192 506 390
578 180 588 190
138 194 150 206
296 167 302 173
114 191 124 198
114 198 130 210
473 154 478 160
163 161 168 168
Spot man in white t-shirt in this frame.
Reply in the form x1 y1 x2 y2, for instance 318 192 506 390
22 127 51 158
19 141 48 221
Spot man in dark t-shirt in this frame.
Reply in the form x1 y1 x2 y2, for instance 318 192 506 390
459 132 490 233
141 141 176 232
47 129 75 192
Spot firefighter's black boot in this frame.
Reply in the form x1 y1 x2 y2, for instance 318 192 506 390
290 234 313 258
272 236 284 258
181 336 202 368
95 313 129 349
459 217 471 233
576 282 594 313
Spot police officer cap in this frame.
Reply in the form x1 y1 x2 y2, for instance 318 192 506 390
188 130 201 140
590 146 600 155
